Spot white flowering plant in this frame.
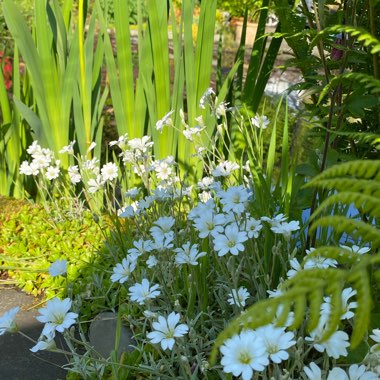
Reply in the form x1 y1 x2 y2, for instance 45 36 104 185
13 93 380 378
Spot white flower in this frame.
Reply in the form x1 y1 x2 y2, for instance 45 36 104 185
183 125 205 141
36 298 78 335
304 247 338 269
218 186 250 214
150 216 175 240
147 312 189 350
271 220 300 239
321 287 357 320
304 362 322 380
68 165 81 184
27 141 42 155
30 328 56 352
286 258 302 278
213 224 248 256
340 244 371 255
152 233 174 251
255 324 296 363
109 133 128 149
59 140 76 154
125 187 140 199
212 161 240 177
245 216 263 238
87 142 96 153
154 161 173 181
261 213 287 227
306 317 350 359
19 161 35 176
87 175 104 193
327 365 379 380
101 162 118 182
227 287 250 307
370 329 380 343
45 166 60 180
128 136 154 155
128 279 160 305
146 255 158 268
174 242 206 266
193 210 225 238
48 259 67 277
199 87 215 109
251 115 270 129
0 307 20 335
156 110 174 132
110 257 136 284
220 330 269 380
128 239 154 257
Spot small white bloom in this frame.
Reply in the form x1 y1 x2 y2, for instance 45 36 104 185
101 162 118 182
245 216 263 238
156 110 174 132
213 224 248 256
87 175 104 193
59 141 76 154
251 115 270 129
128 136 154 155
0 307 20 335
321 287 357 320
129 279 160 305
174 242 206 266
327 365 379 380
304 247 338 269
261 213 287 227
271 220 300 239
306 317 350 359
150 216 175 240
87 142 96 153
212 161 240 177
36 298 78 335
286 258 302 278
220 330 269 380
340 244 371 255
146 255 158 268
128 239 154 257
19 161 35 176
199 87 215 109
48 259 67 277
304 362 322 380
68 165 81 184
110 257 136 284
27 141 42 155
193 210 225 238
218 185 250 214
255 324 296 363
227 287 250 307
125 187 140 199
45 166 60 180
147 312 189 350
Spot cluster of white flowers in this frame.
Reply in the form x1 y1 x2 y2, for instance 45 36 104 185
19 141 60 180
220 325 296 380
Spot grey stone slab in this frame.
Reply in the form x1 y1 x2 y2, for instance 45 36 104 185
0 286 68 380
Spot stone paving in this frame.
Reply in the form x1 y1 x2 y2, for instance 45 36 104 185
0 286 68 380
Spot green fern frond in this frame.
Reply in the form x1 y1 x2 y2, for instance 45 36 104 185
307 178 380 198
307 287 325 332
317 73 380 103
305 160 380 184
348 266 373 346
311 192 380 220
309 215 380 247
311 25 380 54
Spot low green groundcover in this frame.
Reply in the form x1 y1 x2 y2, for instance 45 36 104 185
0 197 106 299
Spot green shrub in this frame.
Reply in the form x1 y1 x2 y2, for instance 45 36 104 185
0 201 107 299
